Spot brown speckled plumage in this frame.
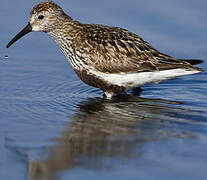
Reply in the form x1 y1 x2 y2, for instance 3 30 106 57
7 1 203 98
75 24 200 73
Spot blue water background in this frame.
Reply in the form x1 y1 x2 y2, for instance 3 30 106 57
0 0 207 180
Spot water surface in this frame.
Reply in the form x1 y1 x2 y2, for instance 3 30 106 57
1 0 207 180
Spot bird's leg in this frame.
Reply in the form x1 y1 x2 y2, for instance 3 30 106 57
132 87 143 96
103 91 129 99
103 91 115 99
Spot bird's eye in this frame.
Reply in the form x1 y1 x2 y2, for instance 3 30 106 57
38 15 44 20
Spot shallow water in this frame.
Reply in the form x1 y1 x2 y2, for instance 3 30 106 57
1 1 207 180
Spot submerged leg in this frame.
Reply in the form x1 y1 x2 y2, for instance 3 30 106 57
132 87 143 96
103 91 115 99
103 91 128 99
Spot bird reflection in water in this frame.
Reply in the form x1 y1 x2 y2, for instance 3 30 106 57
27 95 195 179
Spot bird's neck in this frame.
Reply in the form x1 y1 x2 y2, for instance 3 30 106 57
47 17 82 59
48 16 81 41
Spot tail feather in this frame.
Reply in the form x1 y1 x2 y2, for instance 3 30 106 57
179 59 204 65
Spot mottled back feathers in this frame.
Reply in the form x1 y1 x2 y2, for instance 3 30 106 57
71 24 199 73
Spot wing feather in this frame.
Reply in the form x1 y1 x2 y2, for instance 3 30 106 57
77 24 199 73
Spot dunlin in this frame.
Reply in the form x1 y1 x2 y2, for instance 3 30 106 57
7 1 203 98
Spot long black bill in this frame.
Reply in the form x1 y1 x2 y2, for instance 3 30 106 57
6 22 32 48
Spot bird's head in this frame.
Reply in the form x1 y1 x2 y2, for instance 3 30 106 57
7 1 66 48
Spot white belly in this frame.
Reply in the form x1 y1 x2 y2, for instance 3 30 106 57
91 68 200 90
